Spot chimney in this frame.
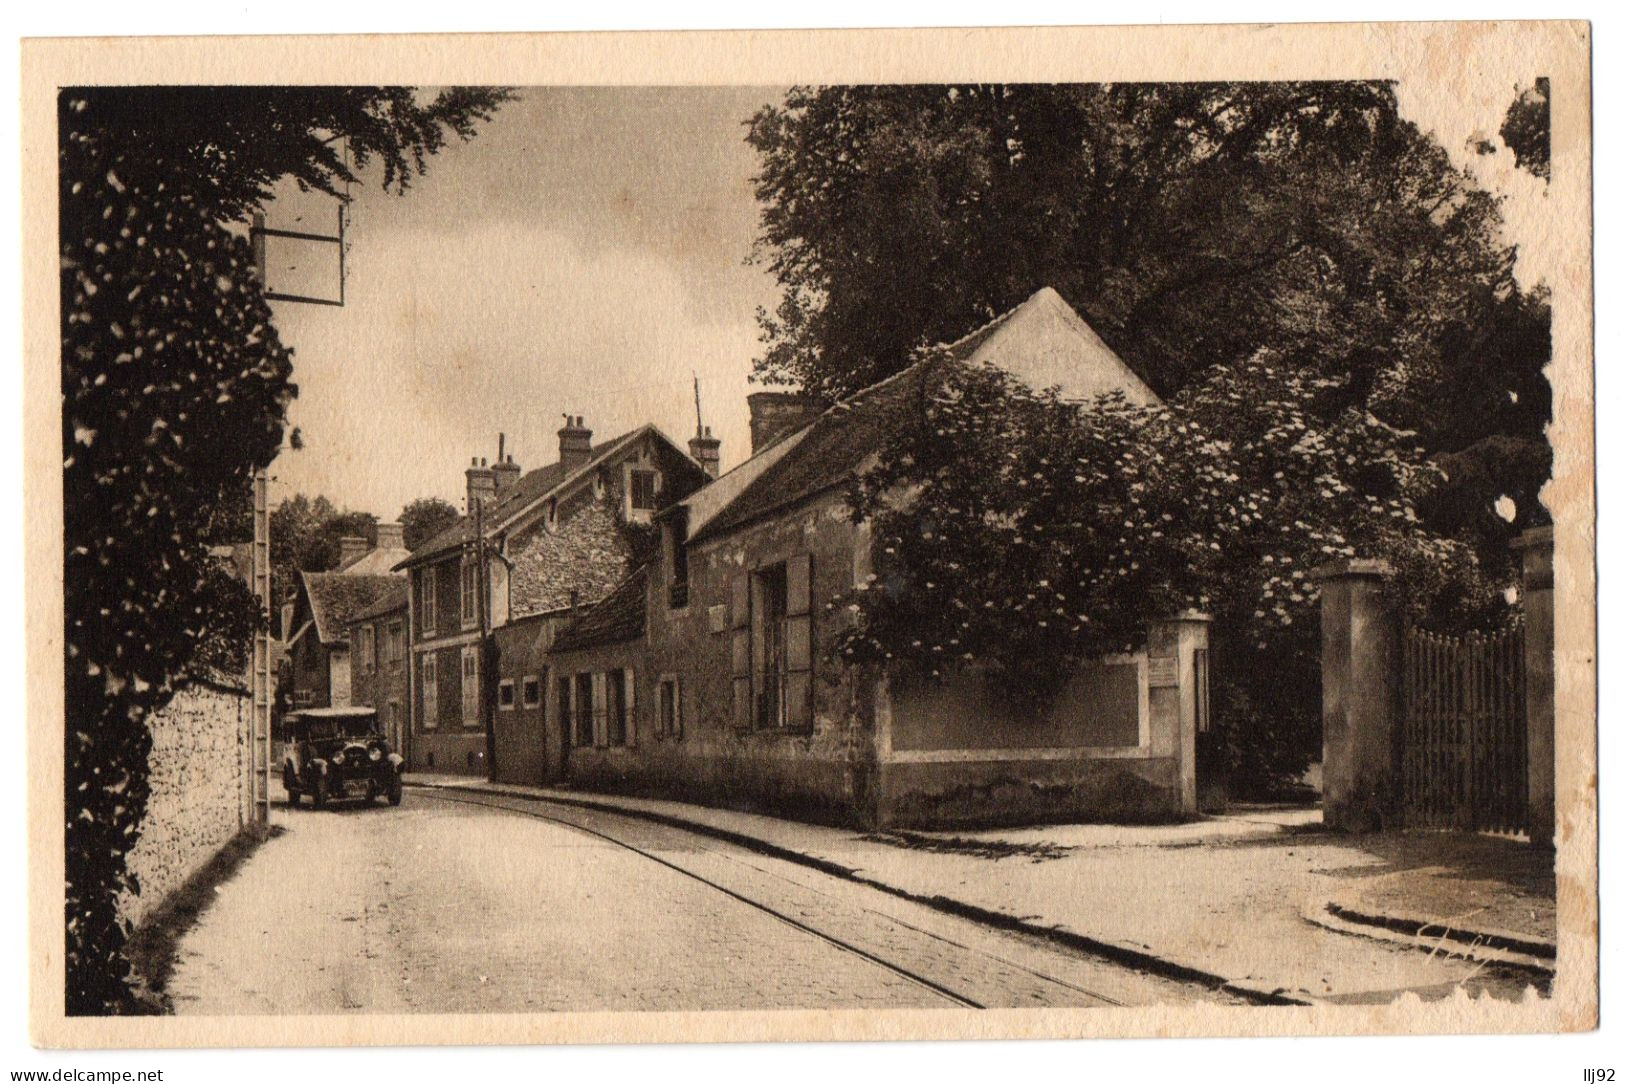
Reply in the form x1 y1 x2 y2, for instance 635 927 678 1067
558 415 594 474
492 432 522 494
688 425 721 478
466 455 496 512
337 536 368 570
375 520 405 552
747 392 823 455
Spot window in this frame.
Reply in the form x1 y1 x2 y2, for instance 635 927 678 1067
498 679 516 711
657 676 682 740
630 469 659 511
606 669 634 747
461 645 480 728
387 621 404 668
421 653 438 730
461 557 478 629
357 624 376 671
572 673 594 748
734 554 814 732
419 567 437 636
522 675 541 709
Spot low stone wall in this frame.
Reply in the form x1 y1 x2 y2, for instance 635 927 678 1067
121 681 252 929
875 756 1185 828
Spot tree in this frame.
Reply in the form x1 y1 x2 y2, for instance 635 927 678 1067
62 85 510 1013
1500 78 1551 181
400 496 461 551
746 84 1551 533
840 353 1500 793
748 83 1551 793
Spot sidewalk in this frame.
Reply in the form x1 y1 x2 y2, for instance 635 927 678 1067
406 773 1555 1004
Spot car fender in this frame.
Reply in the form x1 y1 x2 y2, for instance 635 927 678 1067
309 758 329 775
386 753 404 770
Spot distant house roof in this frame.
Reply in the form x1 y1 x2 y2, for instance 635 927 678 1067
689 286 1159 545
302 571 404 646
351 580 409 624
398 424 693 569
549 566 649 654
338 546 414 577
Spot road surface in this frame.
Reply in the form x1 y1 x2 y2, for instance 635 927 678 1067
168 787 1238 1013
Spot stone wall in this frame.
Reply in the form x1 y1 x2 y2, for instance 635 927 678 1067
121 680 252 929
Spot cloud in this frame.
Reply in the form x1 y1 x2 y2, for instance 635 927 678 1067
269 222 762 518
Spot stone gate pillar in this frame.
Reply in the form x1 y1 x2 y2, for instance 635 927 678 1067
1513 527 1555 851
1312 559 1399 832
1146 611 1211 815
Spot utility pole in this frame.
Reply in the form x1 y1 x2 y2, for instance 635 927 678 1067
474 493 497 781
250 466 272 832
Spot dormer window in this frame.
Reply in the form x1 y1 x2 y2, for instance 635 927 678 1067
624 466 661 523
631 469 658 511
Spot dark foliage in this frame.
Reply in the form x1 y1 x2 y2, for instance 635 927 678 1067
61 85 509 1014
749 83 1551 794
399 496 460 552
838 357 1503 794
746 83 1551 531
1500 78 1551 181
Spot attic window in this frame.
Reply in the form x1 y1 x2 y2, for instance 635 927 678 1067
630 469 659 511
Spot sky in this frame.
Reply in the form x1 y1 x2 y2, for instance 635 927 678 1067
263 76 1557 522
264 86 785 519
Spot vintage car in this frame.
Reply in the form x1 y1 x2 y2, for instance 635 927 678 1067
282 706 404 808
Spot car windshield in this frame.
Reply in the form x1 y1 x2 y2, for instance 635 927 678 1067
304 716 377 742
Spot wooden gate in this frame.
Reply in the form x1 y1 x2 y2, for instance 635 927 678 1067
1400 621 1527 832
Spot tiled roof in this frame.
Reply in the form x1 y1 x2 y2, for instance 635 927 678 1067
549 566 649 653
338 546 414 576
689 361 937 544
689 286 1158 544
302 571 404 646
400 426 656 568
351 580 408 624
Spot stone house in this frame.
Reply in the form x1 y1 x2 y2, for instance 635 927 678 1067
394 420 718 777
345 580 410 752
284 523 411 711
548 287 1212 828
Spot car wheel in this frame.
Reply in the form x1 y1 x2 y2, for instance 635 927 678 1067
284 766 299 807
387 774 403 806
312 773 328 809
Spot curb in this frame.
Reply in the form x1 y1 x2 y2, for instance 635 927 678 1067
1304 905 1554 980
1321 902 1556 967
407 779 1313 1007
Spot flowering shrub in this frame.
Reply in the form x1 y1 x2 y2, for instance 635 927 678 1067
839 351 1506 792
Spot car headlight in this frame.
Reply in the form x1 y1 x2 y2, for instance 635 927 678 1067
369 747 382 762
332 750 345 765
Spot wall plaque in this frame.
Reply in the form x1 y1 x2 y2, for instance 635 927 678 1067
1147 655 1180 688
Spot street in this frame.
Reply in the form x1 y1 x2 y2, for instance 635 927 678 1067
168 787 1239 1014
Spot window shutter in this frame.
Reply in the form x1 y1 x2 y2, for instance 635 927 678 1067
623 669 636 746
731 573 752 732
556 677 572 745
785 554 814 731
592 672 608 747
